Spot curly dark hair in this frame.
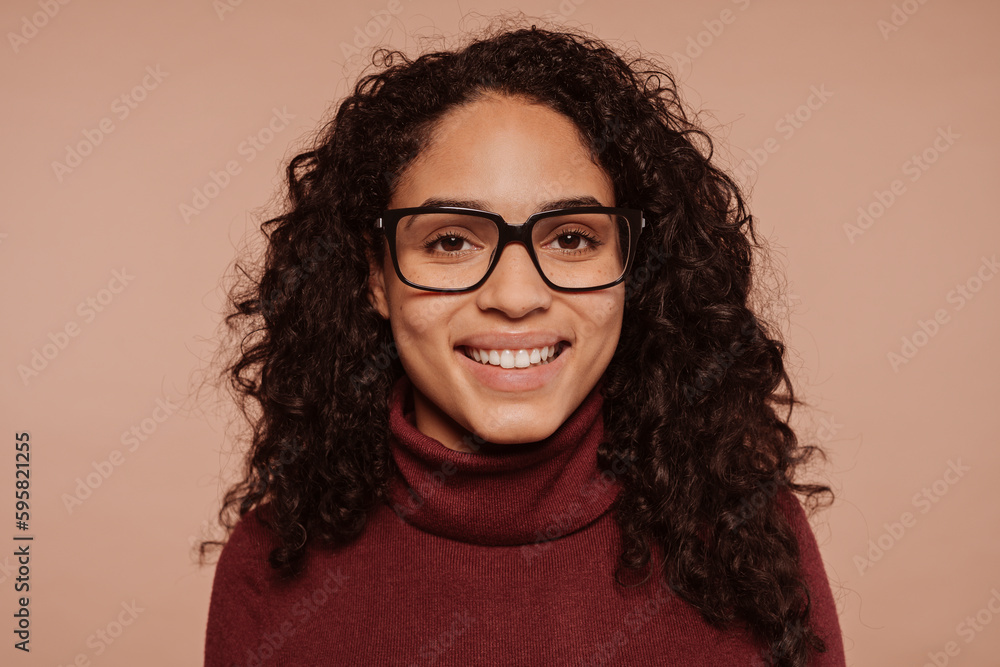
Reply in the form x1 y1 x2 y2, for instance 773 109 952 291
203 18 834 667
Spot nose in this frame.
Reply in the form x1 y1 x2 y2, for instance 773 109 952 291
475 242 552 318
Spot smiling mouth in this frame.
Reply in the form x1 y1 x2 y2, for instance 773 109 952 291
460 343 568 369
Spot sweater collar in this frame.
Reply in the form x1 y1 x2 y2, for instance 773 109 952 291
386 375 619 546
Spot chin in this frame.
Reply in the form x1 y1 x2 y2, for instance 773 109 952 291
470 409 564 446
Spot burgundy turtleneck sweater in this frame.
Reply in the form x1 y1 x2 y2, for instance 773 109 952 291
205 377 845 666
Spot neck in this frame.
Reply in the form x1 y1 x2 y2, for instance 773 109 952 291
409 384 480 453
385 375 620 546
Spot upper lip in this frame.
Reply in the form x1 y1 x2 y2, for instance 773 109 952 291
455 333 569 350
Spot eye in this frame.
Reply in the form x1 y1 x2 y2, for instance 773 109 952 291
552 232 587 250
423 232 477 253
545 227 602 252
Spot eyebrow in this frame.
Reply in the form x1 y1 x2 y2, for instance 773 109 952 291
416 195 607 215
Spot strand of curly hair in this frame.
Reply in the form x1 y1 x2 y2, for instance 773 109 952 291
202 19 834 667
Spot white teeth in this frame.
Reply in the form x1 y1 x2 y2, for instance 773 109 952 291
465 345 562 368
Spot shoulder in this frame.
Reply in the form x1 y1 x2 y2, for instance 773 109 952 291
210 504 279 597
772 488 831 591
205 505 282 664
222 503 275 556
773 488 847 665
774 488 812 537
205 504 282 664
773 488 827 575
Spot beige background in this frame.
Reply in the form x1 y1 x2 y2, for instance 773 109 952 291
2 0 998 665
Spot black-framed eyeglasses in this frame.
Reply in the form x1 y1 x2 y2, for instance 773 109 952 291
374 206 645 293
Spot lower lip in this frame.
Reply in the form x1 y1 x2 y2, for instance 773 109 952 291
457 346 568 392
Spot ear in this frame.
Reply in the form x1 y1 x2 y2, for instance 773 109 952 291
366 241 391 320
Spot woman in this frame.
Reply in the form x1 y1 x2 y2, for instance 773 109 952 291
203 21 845 666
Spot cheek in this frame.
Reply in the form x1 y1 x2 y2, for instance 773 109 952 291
384 289 462 355
387 309 432 381
577 293 625 344
388 310 428 359
384 282 431 343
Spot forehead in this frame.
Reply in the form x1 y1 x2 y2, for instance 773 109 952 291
390 95 614 213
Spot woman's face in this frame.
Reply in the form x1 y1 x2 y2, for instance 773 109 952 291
368 95 624 450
